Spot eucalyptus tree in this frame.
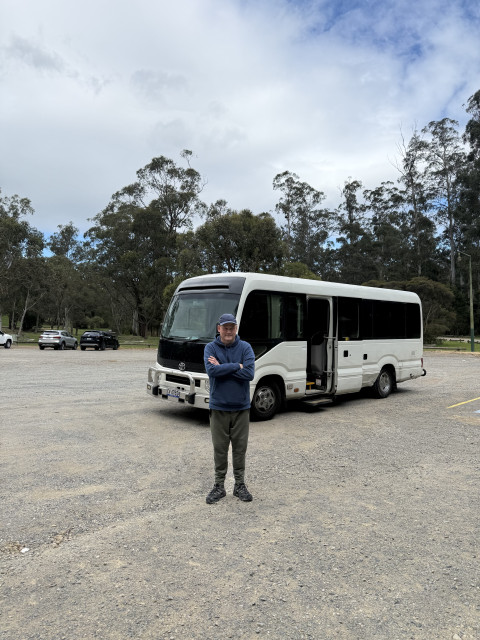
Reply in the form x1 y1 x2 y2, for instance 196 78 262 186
273 171 298 254
0 189 44 329
195 208 284 273
48 222 86 262
422 118 467 284
40 255 88 330
175 230 203 281
337 179 366 241
87 201 172 336
394 130 436 276
111 149 206 241
273 171 333 271
363 182 407 280
458 90 480 288
14 257 49 334
334 179 376 284
87 152 205 335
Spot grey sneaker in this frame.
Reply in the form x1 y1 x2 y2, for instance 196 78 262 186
233 482 253 502
206 484 226 504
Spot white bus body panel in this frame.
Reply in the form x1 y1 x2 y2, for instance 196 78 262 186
336 339 423 394
249 341 309 400
336 341 363 393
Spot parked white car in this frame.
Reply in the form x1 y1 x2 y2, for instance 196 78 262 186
38 330 78 350
0 330 13 348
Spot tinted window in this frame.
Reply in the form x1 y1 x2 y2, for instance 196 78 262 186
370 301 400 338
406 303 421 338
285 294 306 340
239 290 305 358
338 297 360 340
361 299 421 339
240 291 283 341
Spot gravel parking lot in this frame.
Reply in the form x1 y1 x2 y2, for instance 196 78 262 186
1 347 478 639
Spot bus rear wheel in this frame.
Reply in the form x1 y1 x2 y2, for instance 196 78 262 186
373 367 395 398
251 381 280 421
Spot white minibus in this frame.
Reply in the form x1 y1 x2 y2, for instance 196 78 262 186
147 272 426 420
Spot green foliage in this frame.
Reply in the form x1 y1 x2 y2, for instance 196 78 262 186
83 315 105 329
85 152 204 336
273 171 332 271
280 262 321 280
405 276 456 336
196 208 284 273
0 189 44 311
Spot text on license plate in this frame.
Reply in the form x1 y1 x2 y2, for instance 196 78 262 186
167 388 181 398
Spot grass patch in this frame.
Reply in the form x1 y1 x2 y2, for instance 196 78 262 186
431 338 479 352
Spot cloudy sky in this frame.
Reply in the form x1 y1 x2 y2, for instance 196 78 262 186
1 0 480 237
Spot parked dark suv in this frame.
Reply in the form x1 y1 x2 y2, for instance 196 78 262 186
80 331 119 351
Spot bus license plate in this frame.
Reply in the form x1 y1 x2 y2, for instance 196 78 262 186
167 388 181 398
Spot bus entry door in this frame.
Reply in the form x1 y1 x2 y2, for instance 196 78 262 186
307 296 334 392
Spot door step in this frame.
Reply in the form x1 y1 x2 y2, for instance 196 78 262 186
301 396 334 408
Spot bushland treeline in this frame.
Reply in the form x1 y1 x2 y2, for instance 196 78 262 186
1 91 479 341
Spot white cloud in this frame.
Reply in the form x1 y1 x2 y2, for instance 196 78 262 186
1 0 479 235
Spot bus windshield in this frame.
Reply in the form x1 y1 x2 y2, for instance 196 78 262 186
161 292 240 340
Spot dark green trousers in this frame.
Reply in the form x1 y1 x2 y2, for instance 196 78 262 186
209 409 250 485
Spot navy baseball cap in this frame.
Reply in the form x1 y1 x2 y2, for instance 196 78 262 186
218 313 237 325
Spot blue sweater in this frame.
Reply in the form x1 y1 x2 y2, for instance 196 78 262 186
204 335 255 411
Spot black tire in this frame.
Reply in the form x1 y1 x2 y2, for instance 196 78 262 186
39 345 45 350
113 343 119 350
73 342 78 350
4 340 12 349
100 341 105 351
59 342 65 350
372 367 395 398
81 346 86 351
95 346 99 351
250 380 281 421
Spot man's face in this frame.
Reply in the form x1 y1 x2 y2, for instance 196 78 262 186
218 322 238 345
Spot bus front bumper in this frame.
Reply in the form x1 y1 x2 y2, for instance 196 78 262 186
146 366 210 407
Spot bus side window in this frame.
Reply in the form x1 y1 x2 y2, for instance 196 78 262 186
338 297 360 340
239 291 286 358
406 303 421 338
286 295 305 340
240 292 268 341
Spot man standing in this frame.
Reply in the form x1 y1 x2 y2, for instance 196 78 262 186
204 313 255 504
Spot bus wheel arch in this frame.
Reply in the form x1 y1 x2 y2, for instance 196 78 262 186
372 365 396 398
250 376 284 421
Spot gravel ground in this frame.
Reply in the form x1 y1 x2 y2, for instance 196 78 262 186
1 347 478 640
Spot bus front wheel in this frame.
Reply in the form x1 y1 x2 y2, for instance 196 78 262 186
251 381 280 421
373 367 395 398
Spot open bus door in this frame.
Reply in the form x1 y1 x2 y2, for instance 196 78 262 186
306 296 335 393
